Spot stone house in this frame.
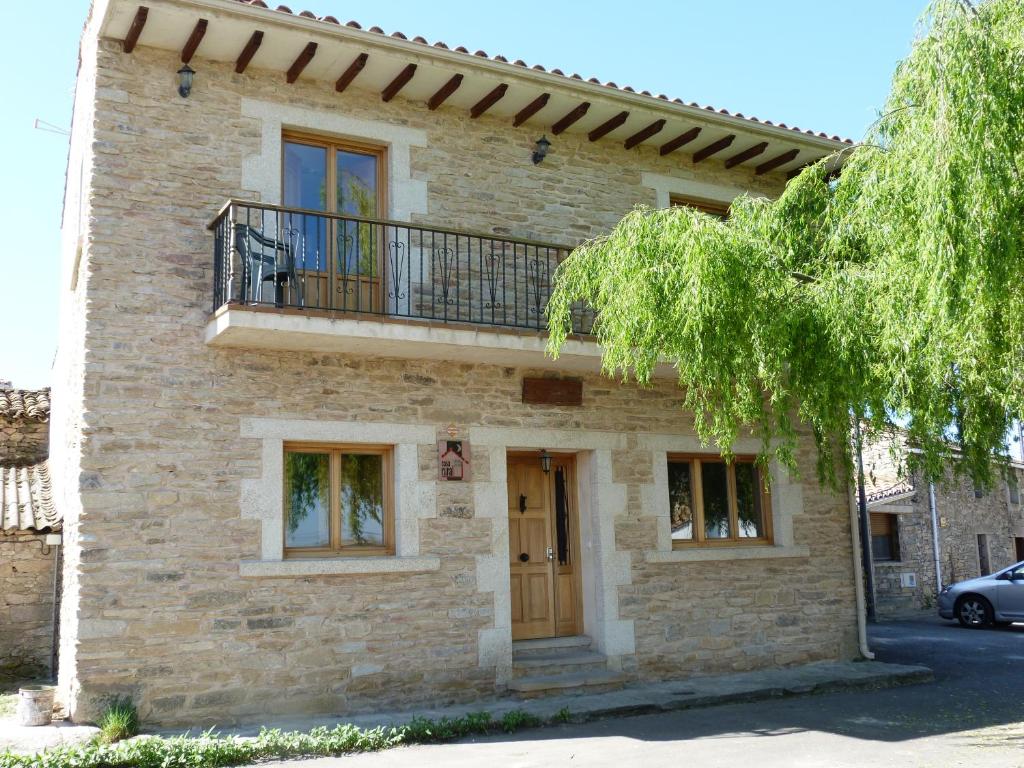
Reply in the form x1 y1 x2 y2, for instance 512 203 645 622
863 433 1024 616
0 387 62 680
51 0 867 726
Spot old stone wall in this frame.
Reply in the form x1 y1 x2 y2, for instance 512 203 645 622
54 37 857 726
0 419 49 465
0 534 58 680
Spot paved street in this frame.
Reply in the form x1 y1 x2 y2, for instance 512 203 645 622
274 617 1024 768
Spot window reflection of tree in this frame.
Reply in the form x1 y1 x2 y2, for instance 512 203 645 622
668 462 693 538
340 454 384 546
286 453 329 534
735 464 763 537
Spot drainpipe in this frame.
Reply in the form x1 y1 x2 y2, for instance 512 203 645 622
854 421 877 622
848 481 875 660
928 482 942 594
50 537 62 680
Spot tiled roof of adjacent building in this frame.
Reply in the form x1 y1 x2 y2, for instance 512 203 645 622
0 388 51 422
0 462 60 533
866 481 916 505
229 0 855 145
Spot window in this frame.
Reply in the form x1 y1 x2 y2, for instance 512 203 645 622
1008 473 1020 505
1016 536 1024 562
667 455 772 546
974 483 985 499
669 194 730 220
284 443 393 556
870 513 900 562
977 533 990 575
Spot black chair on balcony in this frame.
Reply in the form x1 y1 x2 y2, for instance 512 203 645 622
233 223 303 308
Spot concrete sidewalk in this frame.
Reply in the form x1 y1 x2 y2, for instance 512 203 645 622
185 659 932 738
0 659 931 754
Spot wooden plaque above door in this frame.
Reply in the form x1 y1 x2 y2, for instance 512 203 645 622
522 378 583 406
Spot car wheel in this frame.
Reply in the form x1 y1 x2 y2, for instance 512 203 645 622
955 595 993 628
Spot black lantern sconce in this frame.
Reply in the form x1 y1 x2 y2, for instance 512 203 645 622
532 135 551 165
539 449 553 474
177 64 195 98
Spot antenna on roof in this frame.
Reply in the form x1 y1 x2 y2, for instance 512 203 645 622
34 118 70 136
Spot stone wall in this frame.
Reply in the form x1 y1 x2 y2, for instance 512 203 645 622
0 533 58 680
0 419 48 465
52 36 858 726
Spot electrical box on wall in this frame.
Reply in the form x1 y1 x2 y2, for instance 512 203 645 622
900 572 917 589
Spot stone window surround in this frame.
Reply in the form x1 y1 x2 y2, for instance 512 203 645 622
240 97 429 222
239 418 440 577
641 171 752 210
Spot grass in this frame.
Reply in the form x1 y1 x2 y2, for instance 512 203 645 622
96 697 139 745
0 706 567 768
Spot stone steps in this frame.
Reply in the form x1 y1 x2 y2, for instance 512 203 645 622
509 635 628 698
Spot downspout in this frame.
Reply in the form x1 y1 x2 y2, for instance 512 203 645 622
849 482 875 659
50 538 62 679
928 482 943 595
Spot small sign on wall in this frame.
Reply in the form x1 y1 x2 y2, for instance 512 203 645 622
438 440 471 481
522 377 583 406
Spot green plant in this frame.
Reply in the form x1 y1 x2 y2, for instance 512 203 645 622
0 708 544 768
552 706 573 724
500 709 541 733
96 697 139 745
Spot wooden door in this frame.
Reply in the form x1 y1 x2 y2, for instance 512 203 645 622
552 458 581 637
508 458 556 640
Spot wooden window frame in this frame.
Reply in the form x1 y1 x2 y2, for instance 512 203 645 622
281 130 388 218
669 193 730 219
283 442 395 558
667 454 773 548
870 512 900 562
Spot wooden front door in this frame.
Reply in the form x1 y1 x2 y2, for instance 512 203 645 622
508 455 581 640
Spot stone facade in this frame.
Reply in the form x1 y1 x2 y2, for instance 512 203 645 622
50 8 860 726
864 437 1024 616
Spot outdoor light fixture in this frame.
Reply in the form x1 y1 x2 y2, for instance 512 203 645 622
532 135 551 165
177 64 195 98
539 449 553 474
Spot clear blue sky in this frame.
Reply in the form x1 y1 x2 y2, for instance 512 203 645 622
1 0 925 389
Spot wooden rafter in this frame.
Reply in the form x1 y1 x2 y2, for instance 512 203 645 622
235 31 263 74
551 102 590 135
382 63 417 102
180 19 208 63
122 6 149 53
756 148 799 175
724 141 769 169
693 134 736 163
624 119 667 150
659 127 701 156
470 84 509 119
513 93 550 127
587 111 629 142
427 74 463 110
286 42 317 84
335 52 369 93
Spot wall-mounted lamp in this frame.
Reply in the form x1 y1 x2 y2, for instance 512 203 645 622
177 64 195 98
539 449 552 474
532 135 551 165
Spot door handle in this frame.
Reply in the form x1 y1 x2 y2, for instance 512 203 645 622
519 552 530 562
546 546 554 562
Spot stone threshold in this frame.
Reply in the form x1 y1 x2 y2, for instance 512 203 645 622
175 660 932 738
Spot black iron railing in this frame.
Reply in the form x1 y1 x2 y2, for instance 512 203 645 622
210 200 594 335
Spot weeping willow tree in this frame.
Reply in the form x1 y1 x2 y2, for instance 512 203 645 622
547 0 1024 486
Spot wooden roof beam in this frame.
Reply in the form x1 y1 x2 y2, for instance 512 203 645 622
335 52 368 93
659 127 701 156
427 73 463 110
122 6 149 53
756 148 800 175
624 119 666 150
551 102 590 135
180 18 208 63
513 93 550 127
588 111 629 142
382 63 417 102
724 141 769 169
286 42 317 84
235 30 263 74
693 134 736 163
470 83 509 119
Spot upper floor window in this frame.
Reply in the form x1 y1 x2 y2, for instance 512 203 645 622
1008 472 1020 505
669 193 730 220
668 455 772 546
284 443 394 557
870 512 900 562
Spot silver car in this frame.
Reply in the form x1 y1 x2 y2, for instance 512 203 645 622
938 560 1024 627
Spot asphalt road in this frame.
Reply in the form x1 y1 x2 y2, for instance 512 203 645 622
272 617 1024 768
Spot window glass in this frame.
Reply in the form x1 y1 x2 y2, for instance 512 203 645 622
702 461 731 539
870 512 898 561
283 141 328 270
735 463 766 538
339 453 385 547
668 461 694 541
285 452 330 548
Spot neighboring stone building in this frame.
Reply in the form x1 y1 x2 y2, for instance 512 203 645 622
51 0 864 726
863 433 1024 616
0 387 62 680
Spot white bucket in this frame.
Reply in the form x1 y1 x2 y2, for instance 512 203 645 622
17 685 55 727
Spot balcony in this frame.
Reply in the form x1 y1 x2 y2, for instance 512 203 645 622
205 201 615 372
